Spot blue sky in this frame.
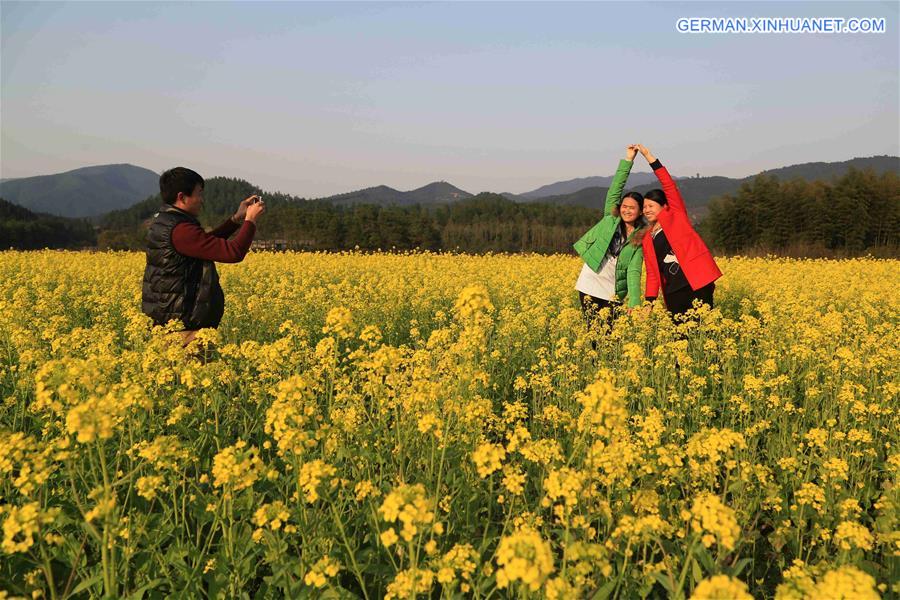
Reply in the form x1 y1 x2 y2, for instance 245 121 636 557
2 1 897 197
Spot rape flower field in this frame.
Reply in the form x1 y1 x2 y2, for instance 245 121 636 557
1 250 898 599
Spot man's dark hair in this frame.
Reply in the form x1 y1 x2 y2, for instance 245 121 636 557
160 167 204 205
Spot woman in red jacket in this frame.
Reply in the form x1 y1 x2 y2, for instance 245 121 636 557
635 144 722 316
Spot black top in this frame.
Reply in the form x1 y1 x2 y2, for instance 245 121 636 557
652 227 690 295
607 221 627 258
142 207 225 330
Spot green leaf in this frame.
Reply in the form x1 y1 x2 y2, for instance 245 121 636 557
124 578 165 600
692 558 704 585
70 573 103 595
730 557 752 577
591 579 617 600
653 572 675 594
694 546 716 573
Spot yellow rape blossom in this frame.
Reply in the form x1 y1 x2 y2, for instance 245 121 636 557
690 493 741 551
692 575 753 600
303 556 340 588
211 441 263 492
379 484 435 542
2 503 60 554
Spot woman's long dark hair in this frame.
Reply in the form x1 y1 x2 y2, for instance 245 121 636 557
613 191 647 246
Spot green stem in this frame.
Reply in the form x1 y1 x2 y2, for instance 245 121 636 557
329 502 371 600
97 444 116 598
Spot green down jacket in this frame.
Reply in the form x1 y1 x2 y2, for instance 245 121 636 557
572 158 644 307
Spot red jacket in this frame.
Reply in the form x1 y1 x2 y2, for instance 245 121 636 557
642 162 722 300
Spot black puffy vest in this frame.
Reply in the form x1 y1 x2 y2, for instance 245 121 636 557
141 207 225 330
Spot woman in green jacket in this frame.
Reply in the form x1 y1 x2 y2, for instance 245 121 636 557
573 145 646 328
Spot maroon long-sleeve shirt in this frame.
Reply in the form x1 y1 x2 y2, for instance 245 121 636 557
171 217 256 263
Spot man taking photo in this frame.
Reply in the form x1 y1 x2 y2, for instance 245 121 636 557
141 167 266 345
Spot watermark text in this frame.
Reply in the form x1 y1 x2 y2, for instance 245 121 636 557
676 17 886 34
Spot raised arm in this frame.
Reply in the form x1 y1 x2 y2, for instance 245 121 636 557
172 221 256 263
637 145 688 217
208 216 241 239
172 199 265 264
604 146 637 217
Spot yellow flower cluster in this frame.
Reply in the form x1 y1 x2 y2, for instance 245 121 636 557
135 475 164 501
354 479 378 502
794 482 826 513
65 387 143 444
453 284 494 321
304 556 341 588
821 457 850 482
612 514 672 544
690 493 741 551
323 307 354 339
296 460 337 503
692 574 753 600
685 428 746 480
434 543 478 592
130 436 189 471
211 441 263 492
252 501 293 541
265 375 319 458
776 562 881 600
253 501 291 531
575 374 628 439
494 527 555 591
0 432 55 497
471 442 505 478
834 521 874 551
1 250 897 598
542 466 586 510
2 503 59 554
384 567 435 599
379 483 436 544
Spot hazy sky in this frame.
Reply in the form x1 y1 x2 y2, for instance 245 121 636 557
2 1 898 197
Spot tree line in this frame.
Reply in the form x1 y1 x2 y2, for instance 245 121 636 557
0 199 96 250
98 190 603 254
700 168 899 255
3 168 898 256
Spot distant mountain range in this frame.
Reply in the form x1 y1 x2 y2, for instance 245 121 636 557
320 181 472 206
2 156 896 219
512 171 664 200
0 164 159 218
526 156 900 215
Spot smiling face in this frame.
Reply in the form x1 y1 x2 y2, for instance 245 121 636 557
175 184 204 216
619 197 641 225
643 198 663 224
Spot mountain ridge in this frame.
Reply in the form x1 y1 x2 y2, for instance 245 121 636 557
320 180 472 206
528 156 899 214
4 156 896 219
517 171 664 200
0 163 159 218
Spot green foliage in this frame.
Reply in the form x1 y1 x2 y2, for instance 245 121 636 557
97 186 602 254
0 199 96 249
700 169 900 255
20 158 897 257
